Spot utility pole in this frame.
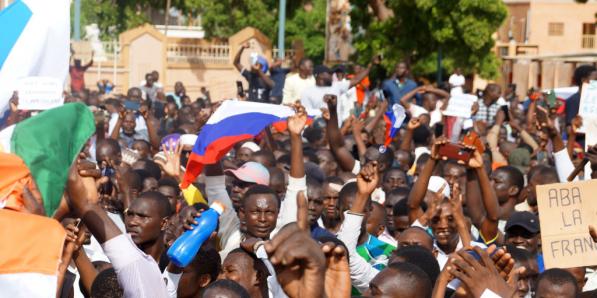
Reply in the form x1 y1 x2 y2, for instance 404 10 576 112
164 0 171 36
74 0 81 40
277 0 286 59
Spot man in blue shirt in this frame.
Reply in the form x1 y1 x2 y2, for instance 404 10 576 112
381 61 418 107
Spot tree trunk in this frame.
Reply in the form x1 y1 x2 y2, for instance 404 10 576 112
368 0 393 21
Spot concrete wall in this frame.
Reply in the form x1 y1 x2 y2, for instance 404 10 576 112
528 1 597 55
73 24 289 101
498 2 531 43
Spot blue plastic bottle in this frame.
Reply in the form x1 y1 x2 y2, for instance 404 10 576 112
167 202 225 267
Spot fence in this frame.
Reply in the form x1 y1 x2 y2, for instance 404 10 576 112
582 34 595 49
166 43 230 64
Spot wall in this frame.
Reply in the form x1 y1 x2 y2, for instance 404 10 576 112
528 1 597 55
72 24 291 101
498 2 531 43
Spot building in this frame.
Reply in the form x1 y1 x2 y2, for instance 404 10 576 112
495 0 597 97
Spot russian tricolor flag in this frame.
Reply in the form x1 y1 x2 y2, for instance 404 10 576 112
382 103 407 148
181 100 321 188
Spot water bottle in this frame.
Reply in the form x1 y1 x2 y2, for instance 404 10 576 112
167 202 225 267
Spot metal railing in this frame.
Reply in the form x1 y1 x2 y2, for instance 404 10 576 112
273 48 296 60
167 43 230 64
582 34 595 49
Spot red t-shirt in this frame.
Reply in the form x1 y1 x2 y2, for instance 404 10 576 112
69 66 86 92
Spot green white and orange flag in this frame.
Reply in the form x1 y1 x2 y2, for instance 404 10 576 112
0 208 66 296
0 102 95 216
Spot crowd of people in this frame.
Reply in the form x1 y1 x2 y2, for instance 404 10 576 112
5 43 597 298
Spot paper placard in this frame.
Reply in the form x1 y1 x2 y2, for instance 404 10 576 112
442 94 477 118
579 80 597 118
17 77 64 110
537 180 597 269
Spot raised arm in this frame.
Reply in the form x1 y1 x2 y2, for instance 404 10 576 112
140 105 160 150
351 116 367 161
66 157 121 244
364 100 388 134
84 51 94 69
233 43 249 72
273 103 308 233
110 109 126 141
253 65 275 89
469 151 499 243
399 118 421 152
348 56 379 89
325 94 357 172
407 139 443 223
399 86 423 110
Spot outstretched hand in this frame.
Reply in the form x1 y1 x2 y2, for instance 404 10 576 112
357 161 379 196
287 101 308 136
156 139 183 180
264 191 326 298
66 153 100 213
324 94 337 111
448 247 516 298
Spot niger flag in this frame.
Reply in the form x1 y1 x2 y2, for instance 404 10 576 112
0 209 66 297
0 103 95 216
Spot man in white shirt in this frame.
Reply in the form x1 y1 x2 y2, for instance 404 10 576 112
400 85 450 127
282 58 315 104
301 58 377 113
449 68 465 95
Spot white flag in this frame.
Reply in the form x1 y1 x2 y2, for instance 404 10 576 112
0 0 70 119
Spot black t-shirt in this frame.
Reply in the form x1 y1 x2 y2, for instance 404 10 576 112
242 69 271 102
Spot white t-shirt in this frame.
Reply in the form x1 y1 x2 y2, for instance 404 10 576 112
282 73 315 104
300 80 351 111
449 74 465 87
409 102 443 127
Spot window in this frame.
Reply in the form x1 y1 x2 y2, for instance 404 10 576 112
582 23 596 49
548 22 564 36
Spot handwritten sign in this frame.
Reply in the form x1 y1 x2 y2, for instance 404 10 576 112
537 180 597 269
17 77 64 110
579 80 597 117
442 94 477 118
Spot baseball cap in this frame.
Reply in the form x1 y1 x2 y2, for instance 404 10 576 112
505 211 539 234
225 161 270 186
313 65 332 76
240 141 261 153
428 176 451 198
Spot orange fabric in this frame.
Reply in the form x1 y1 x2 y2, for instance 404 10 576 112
347 74 370 105
492 161 508 171
0 153 32 211
0 209 65 275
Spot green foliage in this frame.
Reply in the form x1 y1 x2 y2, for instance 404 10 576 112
73 0 327 61
351 0 507 80
74 0 151 39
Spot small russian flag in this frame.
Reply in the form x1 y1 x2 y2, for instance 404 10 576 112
181 100 321 188
381 104 407 152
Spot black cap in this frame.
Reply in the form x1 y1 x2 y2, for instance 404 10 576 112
313 65 332 76
505 211 540 234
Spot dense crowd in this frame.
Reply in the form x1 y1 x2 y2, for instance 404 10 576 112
5 44 597 298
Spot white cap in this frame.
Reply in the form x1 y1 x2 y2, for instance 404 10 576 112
428 176 451 198
241 141 261 152
210 201 226 215
180 134 198 147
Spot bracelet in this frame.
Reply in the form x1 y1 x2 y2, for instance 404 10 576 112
253 240 265 253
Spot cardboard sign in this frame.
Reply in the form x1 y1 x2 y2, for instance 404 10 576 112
579 80 597 117
442 94 477 118
537 180 597 269
17 77 64 110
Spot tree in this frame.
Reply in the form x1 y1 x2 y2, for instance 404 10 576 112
184 0 327 62
350 0 507 80
76 0 327 62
